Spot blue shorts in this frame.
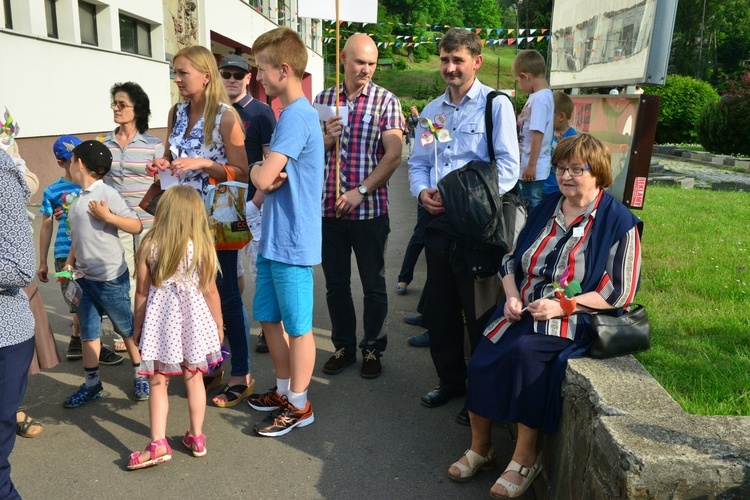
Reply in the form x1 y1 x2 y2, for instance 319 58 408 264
252 254 313 336
77 271 133 341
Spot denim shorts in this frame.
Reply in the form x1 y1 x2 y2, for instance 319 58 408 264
77 270 133 341
252 254 313 336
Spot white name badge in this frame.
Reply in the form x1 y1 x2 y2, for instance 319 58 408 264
572 227 585 238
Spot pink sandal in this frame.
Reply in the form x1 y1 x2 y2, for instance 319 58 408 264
182 431 207 457
127 438 172 470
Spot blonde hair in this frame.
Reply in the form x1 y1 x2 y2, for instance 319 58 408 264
173 45 237 146
252 27 308 79
552 133 613 189
512 49 547 78
137 185 219 291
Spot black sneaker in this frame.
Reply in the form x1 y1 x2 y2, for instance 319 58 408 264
255 330 269 353
322 348 356 375
66 336 83 360
99 346 124 366
253 396 314 437
360 350 382 379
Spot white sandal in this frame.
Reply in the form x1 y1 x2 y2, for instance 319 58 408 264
490 455 542 499
447 447 496 482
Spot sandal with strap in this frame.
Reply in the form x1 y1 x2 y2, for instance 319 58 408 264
490 455 542 499
182 431 207 457
127 439 172 470
16 408 43 438
447 447 496 482
212 381 255 408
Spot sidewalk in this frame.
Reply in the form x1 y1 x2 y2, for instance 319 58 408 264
11 148 529 499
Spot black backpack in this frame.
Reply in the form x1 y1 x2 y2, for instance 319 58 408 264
437 91 526 255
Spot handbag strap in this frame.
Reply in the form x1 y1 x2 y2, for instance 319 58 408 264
209 163 235 185
576 302 644 314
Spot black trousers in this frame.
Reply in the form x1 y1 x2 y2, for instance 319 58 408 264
322 214 390 356
423 228 501 393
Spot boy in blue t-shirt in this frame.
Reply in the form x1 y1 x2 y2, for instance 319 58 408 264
247 27 325 437
38 136 87 360
542 92 578 197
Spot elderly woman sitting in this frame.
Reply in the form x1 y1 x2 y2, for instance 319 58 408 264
448 133 643 498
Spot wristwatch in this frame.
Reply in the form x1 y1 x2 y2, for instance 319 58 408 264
357 184 368 196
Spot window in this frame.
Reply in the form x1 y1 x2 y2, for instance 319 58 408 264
3 0 12 29
79 1 97 46
45 0 58 38
277 0 289 27
120 14 151 56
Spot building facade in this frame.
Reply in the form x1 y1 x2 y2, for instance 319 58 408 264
1 0 324 201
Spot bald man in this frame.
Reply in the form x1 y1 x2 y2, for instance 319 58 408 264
316 34 404 380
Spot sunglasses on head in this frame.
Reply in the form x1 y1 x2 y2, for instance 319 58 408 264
221 71 247 80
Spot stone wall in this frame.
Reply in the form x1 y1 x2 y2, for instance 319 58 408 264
535 356 750 499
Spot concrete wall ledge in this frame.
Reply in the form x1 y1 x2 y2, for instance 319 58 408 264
538 356 750 499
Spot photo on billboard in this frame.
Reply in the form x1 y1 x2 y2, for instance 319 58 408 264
567 95 660 209
549 0 677 88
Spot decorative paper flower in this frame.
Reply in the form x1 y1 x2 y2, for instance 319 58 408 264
419 113 451 146
1 108 20 148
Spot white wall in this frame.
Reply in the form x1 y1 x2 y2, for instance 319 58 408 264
0 32 171 137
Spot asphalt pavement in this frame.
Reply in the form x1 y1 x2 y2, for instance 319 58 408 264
10 143 524 500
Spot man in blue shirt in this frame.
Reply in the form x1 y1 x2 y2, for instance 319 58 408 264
408 29 520 424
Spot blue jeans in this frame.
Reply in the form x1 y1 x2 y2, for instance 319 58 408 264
0 337 34 500
77 271 133 341
322 214 390 356
519 180 545 209
216 250 250 377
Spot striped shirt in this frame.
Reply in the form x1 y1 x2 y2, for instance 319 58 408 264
316 81 404 220
487 190 641 342
39 178 80 259
102 130 164 228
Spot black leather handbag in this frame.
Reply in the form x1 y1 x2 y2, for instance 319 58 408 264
584 303 651 359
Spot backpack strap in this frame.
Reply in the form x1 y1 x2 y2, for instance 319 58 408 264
484 90 513 165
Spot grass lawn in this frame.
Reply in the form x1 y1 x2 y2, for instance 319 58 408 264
635 185 750 416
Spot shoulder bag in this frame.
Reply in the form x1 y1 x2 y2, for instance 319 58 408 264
582 303 651 359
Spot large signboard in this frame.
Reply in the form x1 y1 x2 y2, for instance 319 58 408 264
549 0 677 88
569 94 660 208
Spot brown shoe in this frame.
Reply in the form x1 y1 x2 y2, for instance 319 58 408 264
360 349 382 379
322 348 356 375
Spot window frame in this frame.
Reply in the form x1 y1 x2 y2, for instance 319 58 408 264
3 0 12 29
119 13 152 57
79 0 98 46
45 0 58 38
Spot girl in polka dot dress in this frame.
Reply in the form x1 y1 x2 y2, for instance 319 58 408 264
127 185 223 470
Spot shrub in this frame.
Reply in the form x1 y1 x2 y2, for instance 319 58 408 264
643 75 719 144
393 58 408 71
696 73 750 156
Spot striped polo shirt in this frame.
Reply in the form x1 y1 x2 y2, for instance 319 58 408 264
102 129 165 228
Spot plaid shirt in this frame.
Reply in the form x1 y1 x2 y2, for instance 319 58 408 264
316 81 404 220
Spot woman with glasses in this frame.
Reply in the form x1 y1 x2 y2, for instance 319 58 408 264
101 82 165 361
447 134 643 499
147 45 252 408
